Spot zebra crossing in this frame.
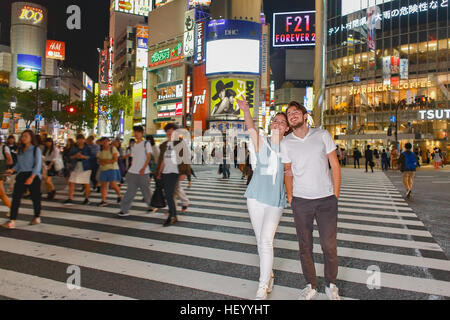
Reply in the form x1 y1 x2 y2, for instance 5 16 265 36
0 168 449 300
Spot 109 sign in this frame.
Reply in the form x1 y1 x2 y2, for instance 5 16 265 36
19 6 44 24
273 11 316 47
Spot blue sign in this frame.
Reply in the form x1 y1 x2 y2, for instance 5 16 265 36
34 114 43 121
390 116 396 123
137 37 148 49
207 19 262 41
353 76 360 82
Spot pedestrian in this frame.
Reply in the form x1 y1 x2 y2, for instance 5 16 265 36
365 145 374 173
117 126 154 217
391 147 398 170
145 135 159 184
0 137 13 211
433 148 442 169
236 98 290 300
341 148 347 166
222 142 231 179
353 147 361 168
282 101 342 300
87 135 101 192
398 142 417 199
381 149 389 171
386 148 391 169
373 148 380 169
238 142 248 179
43 138 62 200
336 146 342 166
112 138 126 185
126 138 136 171
97 137 122 207
1 130 42 229
62 138 75 180
6 135 18 194
155 123 192 227
64 134 93 205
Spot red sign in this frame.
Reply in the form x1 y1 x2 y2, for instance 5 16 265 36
99 50 108 84
175 102 183 116
192 65 208 130
186 76 192 115
46 40 65 60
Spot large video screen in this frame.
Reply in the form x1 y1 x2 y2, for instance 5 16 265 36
206 39 260 75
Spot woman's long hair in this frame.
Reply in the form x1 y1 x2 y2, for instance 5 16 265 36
43 138 56 156
272 112 293 136
17 130 38 154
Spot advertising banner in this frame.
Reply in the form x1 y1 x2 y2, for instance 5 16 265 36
17 54 41 85
184 9 195 58
46 40 65 60
194 21 205 64
83 73 93 92
260 24 270 90
99 50 108 84
210 78 255 118
382 56 391 85
157 84 183 101
400 58 408 80
113 0 152 17
133 82 143 119
273 11 316 47
391 56 399 74
206 20 261 75
149 42 183 67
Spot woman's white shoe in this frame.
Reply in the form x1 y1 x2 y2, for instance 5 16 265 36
254 285 269 300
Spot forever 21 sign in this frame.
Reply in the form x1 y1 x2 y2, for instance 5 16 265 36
273 11 316 47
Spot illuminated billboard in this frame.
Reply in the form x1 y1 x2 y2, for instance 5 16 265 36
341 0 393 16
210 79 255 118
273 11 316 47
46 40 65 60
83 73 93 92
189 0 211 6
17 54 41 84
113 0 153 16
206 20 261 75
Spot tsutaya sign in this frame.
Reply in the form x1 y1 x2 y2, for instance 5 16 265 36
349 80 432 95
19 5 44 24
329 0 448 36
419 109 450 120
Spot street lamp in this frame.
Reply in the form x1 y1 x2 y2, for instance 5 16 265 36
9 96 17 134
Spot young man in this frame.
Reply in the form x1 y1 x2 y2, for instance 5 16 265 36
86 135 101 192
398 142 417 199
65 134 93 205
118 126 153 217
353 147 361 168
156 123 191 227
281 101 342 300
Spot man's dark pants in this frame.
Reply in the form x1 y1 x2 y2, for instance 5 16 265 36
162 173 179 219
292 195 338 289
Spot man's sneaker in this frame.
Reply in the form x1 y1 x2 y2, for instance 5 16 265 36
298 284 317 300
98 201 108 207
325 283 341 300
254 285 269 300
82 198 90 205
117 196 122 203
163 216 178 227
116 211 130 217
64 199 74 206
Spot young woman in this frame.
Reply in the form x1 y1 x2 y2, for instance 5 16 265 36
1 130 42 229
62 139 75 180
236 97 290 300
43 138 61 200
97 137 122 207
0 137 13 212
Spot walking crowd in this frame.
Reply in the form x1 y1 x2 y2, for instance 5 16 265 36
0 99 446 300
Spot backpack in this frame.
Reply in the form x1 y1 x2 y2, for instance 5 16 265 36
402 151 417 171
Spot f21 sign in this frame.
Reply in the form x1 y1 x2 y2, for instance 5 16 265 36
273 11 316 47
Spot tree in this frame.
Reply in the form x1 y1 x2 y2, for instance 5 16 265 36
99 92 133 134
60 93 97 133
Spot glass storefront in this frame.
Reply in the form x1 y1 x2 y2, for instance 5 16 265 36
326 0 449 158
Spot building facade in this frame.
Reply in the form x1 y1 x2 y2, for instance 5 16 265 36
325 0 449 156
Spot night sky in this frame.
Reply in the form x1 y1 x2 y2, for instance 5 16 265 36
0 0 315 83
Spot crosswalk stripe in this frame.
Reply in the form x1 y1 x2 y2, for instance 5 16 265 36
0 268 133 300
11 203 444 253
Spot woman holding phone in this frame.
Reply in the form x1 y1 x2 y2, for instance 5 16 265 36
236 97 290 300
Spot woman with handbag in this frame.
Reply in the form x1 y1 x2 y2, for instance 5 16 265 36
43 138 62 200
97 137 122 207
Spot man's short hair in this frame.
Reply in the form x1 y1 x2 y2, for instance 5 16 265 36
87 135 95 141
405 142 412 150
287 101 308 115
76 134 85 140
164 123 178 132
133 125 144 133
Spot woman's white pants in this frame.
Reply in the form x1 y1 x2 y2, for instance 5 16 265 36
247 198 283 287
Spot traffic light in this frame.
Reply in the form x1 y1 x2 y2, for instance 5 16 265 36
68 106 75 113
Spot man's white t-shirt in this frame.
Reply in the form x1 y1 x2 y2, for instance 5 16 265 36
0 145 11 161
128 140 152 174
280 128 337 199
163 141 179 174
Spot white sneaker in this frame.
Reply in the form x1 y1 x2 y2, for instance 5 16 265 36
267 273 274 293
298 284 317 300
325 283 341 300
254 285 269 300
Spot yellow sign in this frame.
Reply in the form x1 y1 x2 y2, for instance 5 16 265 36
349 80 432 95
19 6 44 24
211 79 255 118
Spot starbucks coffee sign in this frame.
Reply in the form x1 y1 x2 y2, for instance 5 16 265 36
419 109 450 120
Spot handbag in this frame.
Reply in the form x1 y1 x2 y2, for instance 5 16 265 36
54 157 64 172
151 179 166 208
